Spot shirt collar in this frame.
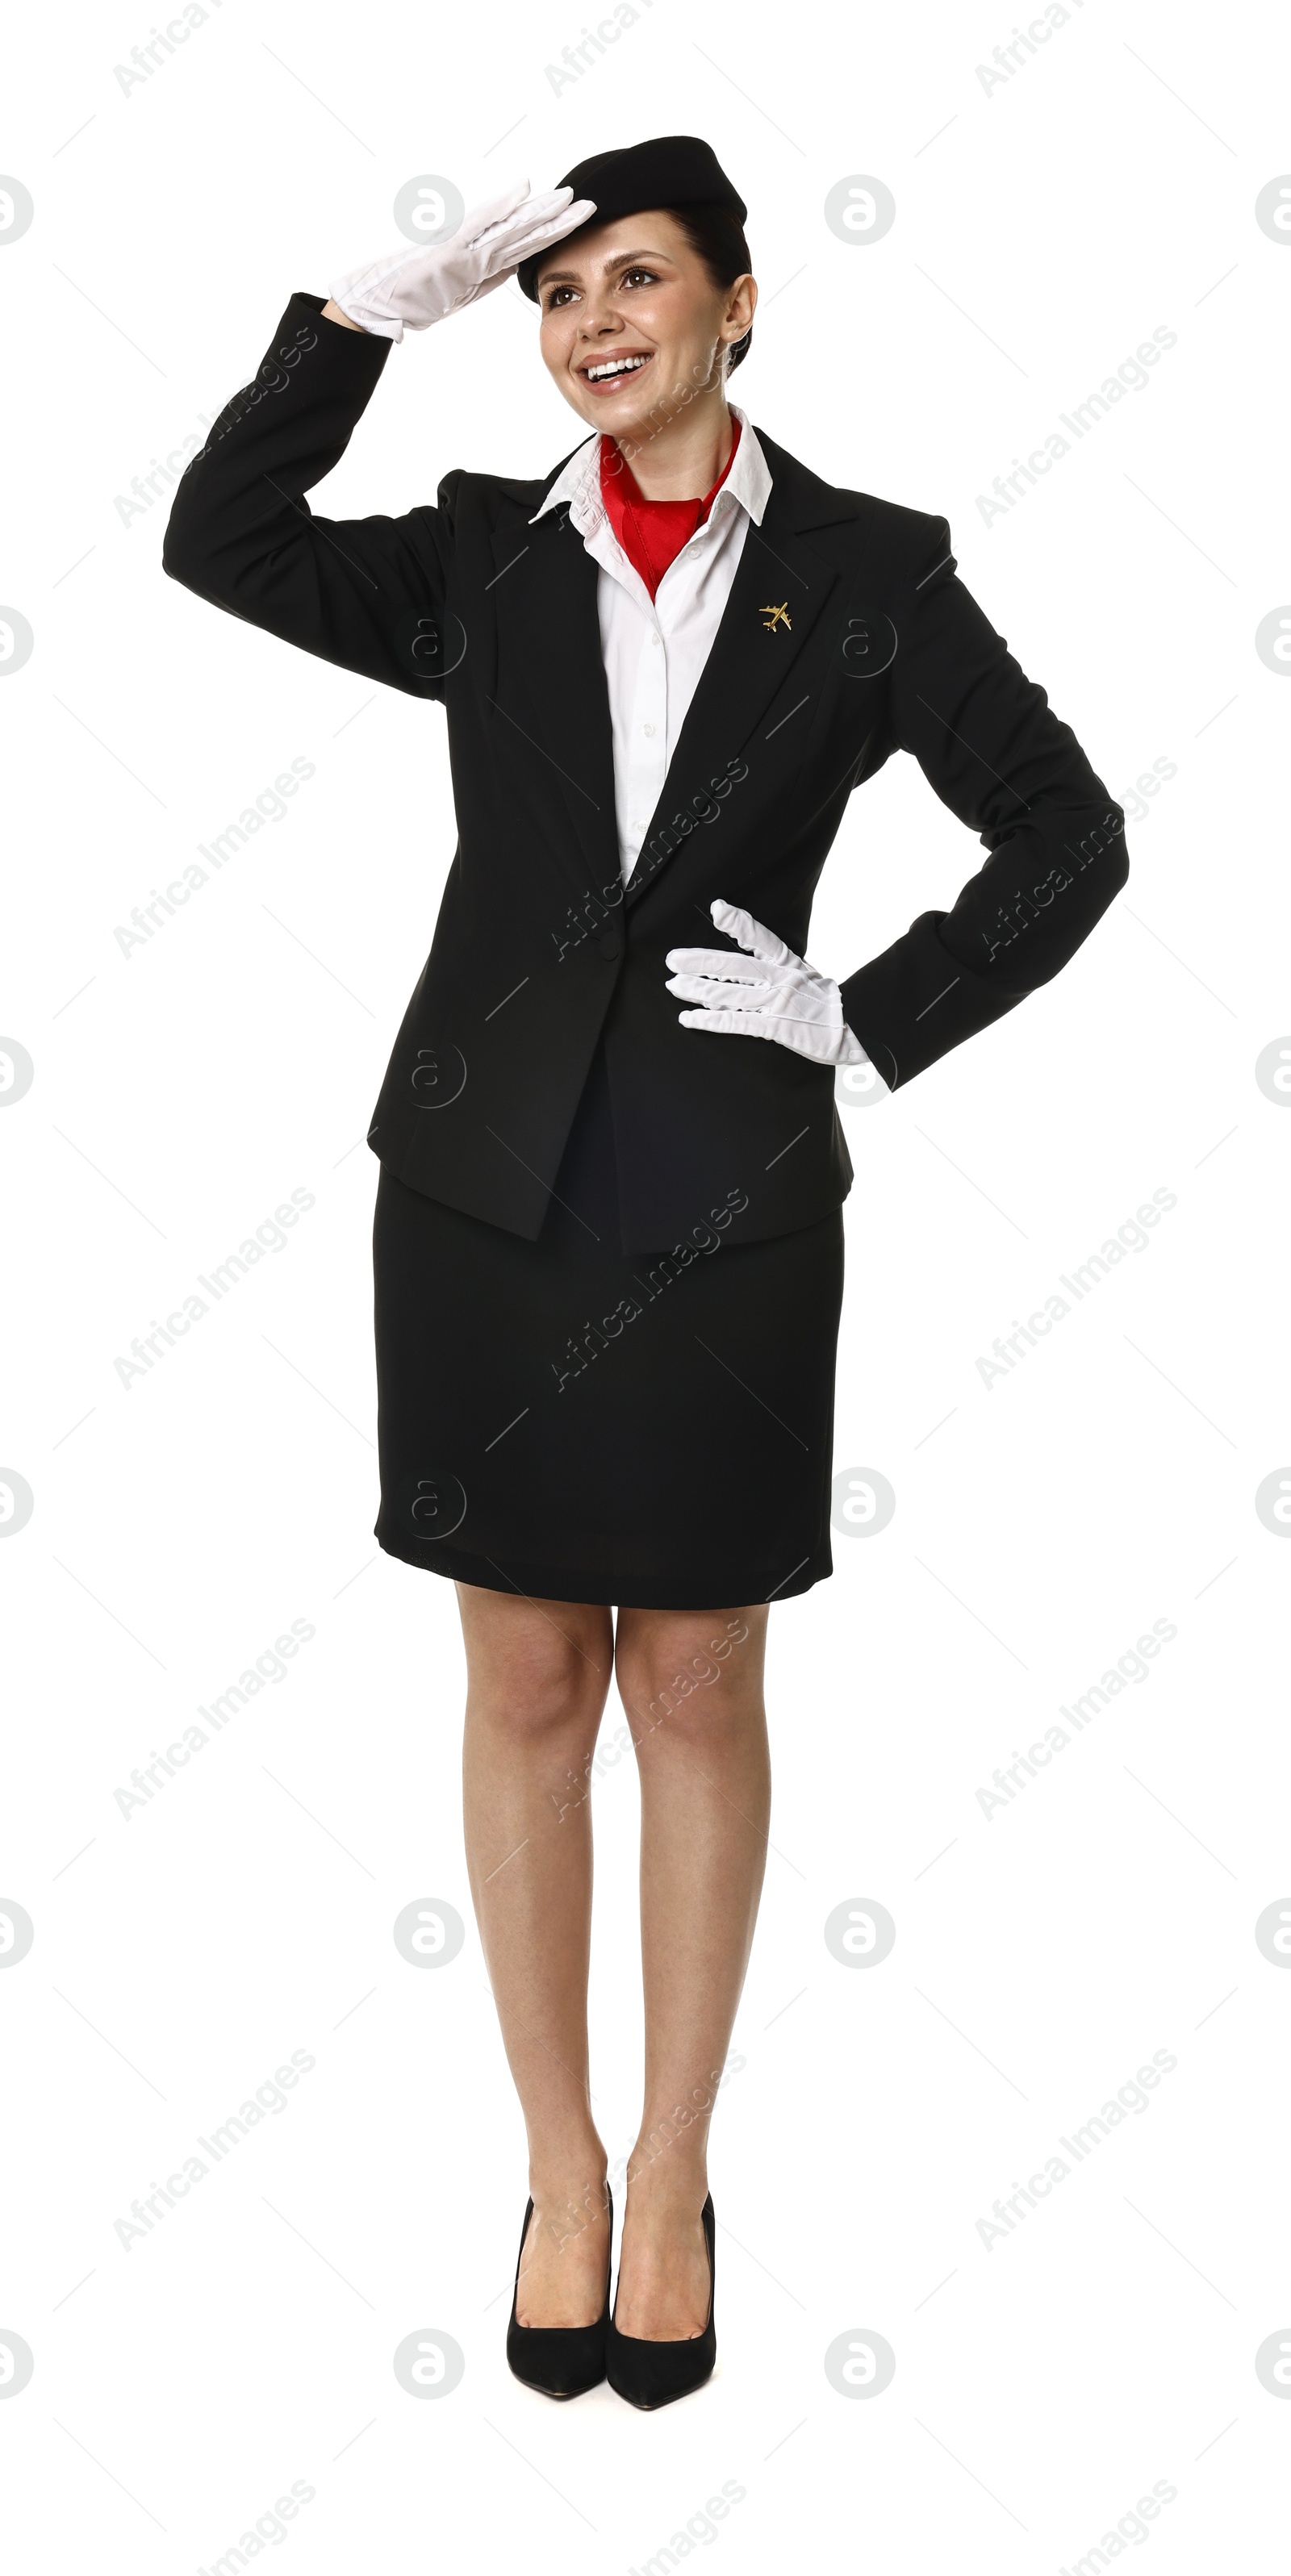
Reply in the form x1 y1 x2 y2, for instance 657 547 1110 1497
530 403 771 534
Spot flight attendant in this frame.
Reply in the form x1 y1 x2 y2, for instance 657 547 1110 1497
164 136 1128 2410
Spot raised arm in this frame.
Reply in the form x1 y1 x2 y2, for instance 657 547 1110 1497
161 182 594 699
161 294 448 694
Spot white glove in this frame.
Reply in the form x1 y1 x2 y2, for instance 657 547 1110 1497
327 177 596 343
665 899 880 1073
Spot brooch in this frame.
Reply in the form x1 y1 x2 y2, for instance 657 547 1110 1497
761 601 792 633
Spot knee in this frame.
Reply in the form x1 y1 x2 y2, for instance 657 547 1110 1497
616 1624 744 1744
472 1629 607 1747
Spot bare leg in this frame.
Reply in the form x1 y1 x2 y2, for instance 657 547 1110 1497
612 1604 771 2337
457 1581 614 2328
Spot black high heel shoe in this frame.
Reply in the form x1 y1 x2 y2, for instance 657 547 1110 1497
606 2193 716 2411
506 2186 612 2399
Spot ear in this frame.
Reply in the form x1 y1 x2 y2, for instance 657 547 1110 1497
723 273 757 340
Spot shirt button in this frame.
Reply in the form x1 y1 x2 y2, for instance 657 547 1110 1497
650 631 661 648
643 722 655 737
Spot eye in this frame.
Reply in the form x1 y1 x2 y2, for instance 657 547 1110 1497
620 266 658 289
544 284 576 310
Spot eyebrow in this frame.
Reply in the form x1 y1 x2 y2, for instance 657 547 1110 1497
537 247 678 289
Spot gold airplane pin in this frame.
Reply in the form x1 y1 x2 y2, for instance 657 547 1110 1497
761 600 792 633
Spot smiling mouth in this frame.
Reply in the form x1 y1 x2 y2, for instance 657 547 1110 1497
578 352 654 392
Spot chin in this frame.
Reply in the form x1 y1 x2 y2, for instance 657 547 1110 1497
580 402 654 446
572 387 646 431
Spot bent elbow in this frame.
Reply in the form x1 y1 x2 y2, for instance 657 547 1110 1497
161 507 202 592
161 507 228 603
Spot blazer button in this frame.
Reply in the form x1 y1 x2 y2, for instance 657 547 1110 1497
599 929 623 960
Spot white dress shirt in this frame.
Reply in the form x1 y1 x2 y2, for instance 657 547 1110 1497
530 403 771 887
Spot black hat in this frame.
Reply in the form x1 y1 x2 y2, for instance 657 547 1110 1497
516 135 746 303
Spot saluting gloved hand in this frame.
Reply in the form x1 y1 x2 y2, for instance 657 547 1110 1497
327 177 596 342
666 899 885 1077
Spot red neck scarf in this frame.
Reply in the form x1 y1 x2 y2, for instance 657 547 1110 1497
599 417 742 600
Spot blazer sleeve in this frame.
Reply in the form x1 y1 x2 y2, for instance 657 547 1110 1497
837 516 1128 1089
161 292 454 698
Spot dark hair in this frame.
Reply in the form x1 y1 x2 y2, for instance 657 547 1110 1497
665 203 754 372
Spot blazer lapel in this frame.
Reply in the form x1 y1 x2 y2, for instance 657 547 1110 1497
624 440 855 907
487 503 620 903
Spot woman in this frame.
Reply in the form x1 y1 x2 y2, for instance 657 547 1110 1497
163 135 1128 2410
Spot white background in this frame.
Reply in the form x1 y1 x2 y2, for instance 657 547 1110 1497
2 0 1290 2567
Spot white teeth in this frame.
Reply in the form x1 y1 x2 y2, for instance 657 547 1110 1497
584 354 650 381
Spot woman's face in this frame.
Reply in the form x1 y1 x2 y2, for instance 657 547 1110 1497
535 210 755 442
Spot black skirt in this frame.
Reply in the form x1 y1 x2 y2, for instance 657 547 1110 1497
372 1042 844 1608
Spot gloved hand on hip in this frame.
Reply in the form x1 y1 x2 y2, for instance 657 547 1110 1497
327 178 596 341
666 900 884 1075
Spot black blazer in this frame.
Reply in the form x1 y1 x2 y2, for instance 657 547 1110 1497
162 294 1128 1255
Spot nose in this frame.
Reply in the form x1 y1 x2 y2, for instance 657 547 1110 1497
576 290 624 345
